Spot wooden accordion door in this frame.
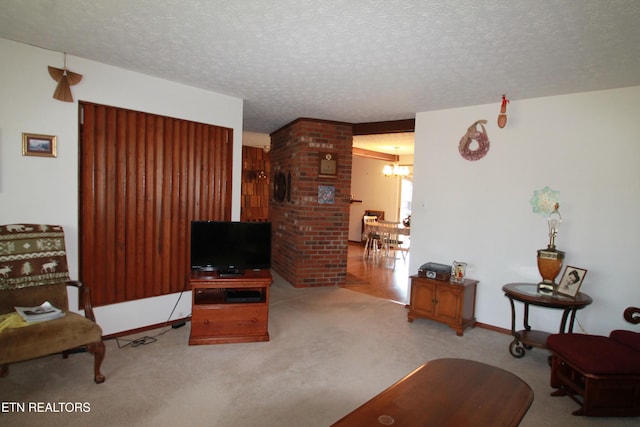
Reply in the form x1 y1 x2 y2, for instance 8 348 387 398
79 102 232 306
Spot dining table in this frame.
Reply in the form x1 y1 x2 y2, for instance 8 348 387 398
363 220 410 259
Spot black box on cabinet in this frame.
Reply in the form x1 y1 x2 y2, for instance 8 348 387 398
418 262 452 281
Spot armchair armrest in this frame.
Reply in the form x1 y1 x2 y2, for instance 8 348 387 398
66 280 98 322
624 307 640 325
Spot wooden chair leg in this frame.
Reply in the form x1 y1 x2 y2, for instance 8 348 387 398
87 341 106 384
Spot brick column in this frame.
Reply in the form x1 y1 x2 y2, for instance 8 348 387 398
269 118 352 287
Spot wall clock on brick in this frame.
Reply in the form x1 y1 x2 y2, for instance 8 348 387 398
274 172 286 202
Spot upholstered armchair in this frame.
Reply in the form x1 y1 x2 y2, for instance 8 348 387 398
0 224 105 383
547 306 640 416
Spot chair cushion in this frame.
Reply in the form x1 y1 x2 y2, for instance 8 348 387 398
0 312 102 365
547 333 640 375
610 329 640 353
0 282 68 314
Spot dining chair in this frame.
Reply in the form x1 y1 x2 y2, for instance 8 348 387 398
362 216 381 259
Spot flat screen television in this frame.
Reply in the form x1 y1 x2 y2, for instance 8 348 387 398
190 221 272 275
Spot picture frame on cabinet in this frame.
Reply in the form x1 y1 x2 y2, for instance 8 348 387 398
450 261 467 284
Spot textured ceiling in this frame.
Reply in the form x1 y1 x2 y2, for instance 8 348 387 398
2 0 640 149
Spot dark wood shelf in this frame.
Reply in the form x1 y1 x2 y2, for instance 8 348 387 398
193 288 226 305
517 330 551 349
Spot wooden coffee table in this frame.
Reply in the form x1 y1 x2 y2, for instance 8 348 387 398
330 358 534 427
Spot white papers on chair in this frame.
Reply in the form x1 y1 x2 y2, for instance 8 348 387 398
15 301 64 323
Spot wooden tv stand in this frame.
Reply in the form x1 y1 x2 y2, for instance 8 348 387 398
188 269 272 345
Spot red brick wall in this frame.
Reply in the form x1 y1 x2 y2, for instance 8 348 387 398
269 118 353 287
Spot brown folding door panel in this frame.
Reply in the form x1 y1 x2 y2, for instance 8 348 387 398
80 103 232 306
240 145 270 222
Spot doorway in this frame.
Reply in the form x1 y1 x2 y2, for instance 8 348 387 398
400 177 412 225
344 241 410 304
345 132 414 303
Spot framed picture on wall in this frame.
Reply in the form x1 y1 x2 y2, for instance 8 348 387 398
318 152 337 178
557 266 587 297
22 133 57 157
318 185 335 204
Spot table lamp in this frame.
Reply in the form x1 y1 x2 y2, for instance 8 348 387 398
536 203 565 292
530 187 565 293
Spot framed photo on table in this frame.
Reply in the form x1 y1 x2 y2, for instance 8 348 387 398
557 266 587 297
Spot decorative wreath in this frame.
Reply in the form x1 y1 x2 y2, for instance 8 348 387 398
458 120 490 161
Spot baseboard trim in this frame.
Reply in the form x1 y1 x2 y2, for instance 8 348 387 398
475 321 511 335
102 317 191 340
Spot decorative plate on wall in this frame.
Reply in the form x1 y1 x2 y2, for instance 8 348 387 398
274 172 286 202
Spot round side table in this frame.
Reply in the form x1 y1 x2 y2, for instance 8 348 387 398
502 283 592 358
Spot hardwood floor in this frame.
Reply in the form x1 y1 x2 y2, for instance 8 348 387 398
343 242 410 305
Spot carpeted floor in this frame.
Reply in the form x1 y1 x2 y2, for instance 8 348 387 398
1 272 635 426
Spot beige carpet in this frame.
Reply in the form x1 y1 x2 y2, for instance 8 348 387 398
1 272 635 426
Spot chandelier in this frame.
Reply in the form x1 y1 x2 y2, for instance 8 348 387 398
383 147 410 177
383 164 410 176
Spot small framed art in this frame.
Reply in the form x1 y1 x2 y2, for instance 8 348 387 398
557 266 587 297
22 133 57 157
318 185 335 204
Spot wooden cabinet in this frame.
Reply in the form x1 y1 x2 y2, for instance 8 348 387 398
407 275 478 336
189 270 272 345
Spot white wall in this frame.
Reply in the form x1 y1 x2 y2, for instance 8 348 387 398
410 87 640 336
0 39 244 335
349 155 403 241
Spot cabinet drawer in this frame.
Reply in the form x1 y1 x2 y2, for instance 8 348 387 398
191 306 267 337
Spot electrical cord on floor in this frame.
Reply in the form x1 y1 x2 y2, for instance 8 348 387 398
116 335 157 348
115 289 188 349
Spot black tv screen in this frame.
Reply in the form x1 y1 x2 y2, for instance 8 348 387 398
190 221 272 274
